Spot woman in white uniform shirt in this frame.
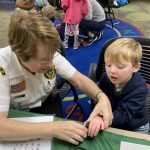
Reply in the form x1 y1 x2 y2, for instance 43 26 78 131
0 12 112 144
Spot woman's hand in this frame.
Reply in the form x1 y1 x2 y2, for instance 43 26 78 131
50 121 88 145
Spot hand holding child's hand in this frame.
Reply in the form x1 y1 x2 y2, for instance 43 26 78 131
84 115 104 137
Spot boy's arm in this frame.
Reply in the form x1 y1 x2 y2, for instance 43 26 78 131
97 73 148 129
68 71 113 128
85 115 104 137
112 89 148 128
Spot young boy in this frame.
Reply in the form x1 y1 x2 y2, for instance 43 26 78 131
86 38 149 136
42 5 57 23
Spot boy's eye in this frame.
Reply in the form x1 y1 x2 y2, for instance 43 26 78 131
105 63 111 67
106 65 111 67
117 65 125 69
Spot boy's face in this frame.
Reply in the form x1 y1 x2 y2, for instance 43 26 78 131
105 59 140 85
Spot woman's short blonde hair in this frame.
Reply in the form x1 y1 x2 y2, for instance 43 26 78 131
8 12 60 61
104 38 142 66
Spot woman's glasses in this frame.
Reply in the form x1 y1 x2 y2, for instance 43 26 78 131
32 50 61 66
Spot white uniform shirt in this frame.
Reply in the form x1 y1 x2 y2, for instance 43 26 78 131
0 46 76 112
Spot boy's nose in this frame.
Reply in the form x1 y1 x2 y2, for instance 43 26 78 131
110 65 117 73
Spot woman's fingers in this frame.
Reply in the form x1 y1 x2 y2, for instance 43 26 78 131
52 121 88 145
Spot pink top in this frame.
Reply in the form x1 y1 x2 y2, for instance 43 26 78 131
61 0 89 24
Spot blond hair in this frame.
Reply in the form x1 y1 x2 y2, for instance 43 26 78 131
104 38 142 66
8 12 60 61
42 5 57 20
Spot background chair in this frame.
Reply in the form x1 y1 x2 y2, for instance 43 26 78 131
97 0 115 28
89 36 150 127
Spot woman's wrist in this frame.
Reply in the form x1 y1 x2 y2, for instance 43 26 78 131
94 90 103 103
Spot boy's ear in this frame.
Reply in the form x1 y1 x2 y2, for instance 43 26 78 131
133 63 141 72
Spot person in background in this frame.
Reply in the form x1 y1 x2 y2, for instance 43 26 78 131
42 5 57 24
42 5 63 34
34 0 50 11
15 0 37 13
79 0 106 45
58 12 65 36
15 0 51 13
49 0 61 9
86 38 149 136
0 12 113 144
61 0 89 49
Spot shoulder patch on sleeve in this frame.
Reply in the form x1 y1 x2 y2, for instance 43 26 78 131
0 67 6 76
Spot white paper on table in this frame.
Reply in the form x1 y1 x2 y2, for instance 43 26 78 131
0 116 54 150
120 141 150 150
11 116 54 122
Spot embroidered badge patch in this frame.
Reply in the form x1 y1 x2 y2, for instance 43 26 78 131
0 67 6 76
44 66 56 79
11 80 26 93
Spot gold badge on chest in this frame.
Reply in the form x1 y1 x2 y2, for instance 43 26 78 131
44 66 56 79
0 66 6 76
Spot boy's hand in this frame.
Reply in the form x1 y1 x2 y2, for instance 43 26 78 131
87 93 113 128
84 115 104 137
